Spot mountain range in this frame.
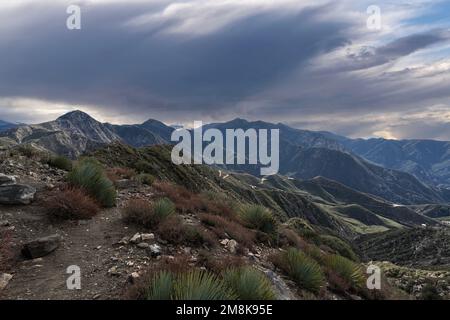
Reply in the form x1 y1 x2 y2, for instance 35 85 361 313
2 110 450 207
0 120 17 132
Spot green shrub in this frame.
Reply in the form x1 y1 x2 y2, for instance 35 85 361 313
153 198 176 221
239 204 276 234
222 267 276 300
67 158 116 207
123 198 175 228
48 155 73 171
136 173 155 186
145 271 174 300
145 270 234 300
174 270 234 300
325 255 365 289
273 248 325 293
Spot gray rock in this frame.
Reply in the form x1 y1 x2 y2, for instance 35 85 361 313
0 273 13 290
22 234 62 259
0 174 16 186
137 242 150 249
149 244 162 257
141 233 155 241
0 184 36 205
226 240 238 254
129 233 141 244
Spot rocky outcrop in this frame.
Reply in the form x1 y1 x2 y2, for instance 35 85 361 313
0 174 16 186
21 234 62 259
0 184 36 205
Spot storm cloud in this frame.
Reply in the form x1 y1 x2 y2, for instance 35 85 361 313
0 0 450 139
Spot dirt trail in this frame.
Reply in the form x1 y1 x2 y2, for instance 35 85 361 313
2 204 149 300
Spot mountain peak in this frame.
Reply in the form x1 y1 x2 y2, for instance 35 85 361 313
57 110 97 122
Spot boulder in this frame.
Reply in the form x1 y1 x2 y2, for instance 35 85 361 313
0 174 16 186
0 273 13 290
226 239 238 254
149 244 162 257
22 234 62 259
0 184 36 205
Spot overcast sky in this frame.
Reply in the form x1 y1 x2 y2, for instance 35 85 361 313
1 0 450 139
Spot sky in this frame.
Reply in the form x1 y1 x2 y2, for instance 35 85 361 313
0 0 450 140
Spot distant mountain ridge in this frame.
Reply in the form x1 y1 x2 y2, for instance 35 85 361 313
2 111 450 206
0 110 174 158
0 119 18 132
203 119 450 205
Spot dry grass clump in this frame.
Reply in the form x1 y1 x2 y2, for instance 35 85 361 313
198 213 255 249
122 198 175 228
45 187 101 220
157 216 217 248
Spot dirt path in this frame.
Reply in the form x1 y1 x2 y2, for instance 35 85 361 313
1 203 153 300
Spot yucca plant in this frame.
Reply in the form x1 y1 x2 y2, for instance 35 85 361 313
67 158 116 207
152 198 175 221
275 248 325 293
145 271 174 300
325 255 365 289
145 270 234 300
222 267 276 300
239 204 276 234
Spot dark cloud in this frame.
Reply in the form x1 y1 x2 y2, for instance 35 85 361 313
0 1 450 140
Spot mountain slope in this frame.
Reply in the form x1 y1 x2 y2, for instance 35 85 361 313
341 138 450 188
90 143 441 239
0 111 173 157
204 119 449 205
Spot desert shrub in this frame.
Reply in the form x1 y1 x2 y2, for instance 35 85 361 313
122 199 154 227
278 227 308 250
15 144 41 158
45 188 100 220
157 216 217 247
136 173 155 186
47 155 73 171
154 182 202 213
325 255 365 290
272 248 325 293
122 198 174 228
238 204 276 234
67 158 116 207
133 159 154 173
197 251 245 274
222 267 276 300
199 213 255 248
144 270 234 300
106 167 136 184
200 191 238 219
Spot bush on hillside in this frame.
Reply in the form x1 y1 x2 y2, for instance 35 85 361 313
47 155 73 171
238 204 276 234
272 248 325 293
222 267 276 300
45 187 100 220
67 158 116 207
